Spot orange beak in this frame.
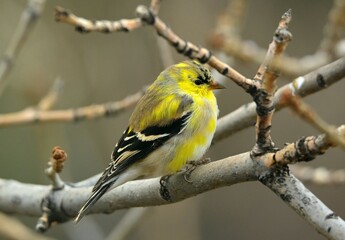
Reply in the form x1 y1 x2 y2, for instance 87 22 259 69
209 79 226 90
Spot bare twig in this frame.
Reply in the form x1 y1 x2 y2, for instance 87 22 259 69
55 6 142 33
252 9 293 155
0 212 54 240
208 1 345 78
0 86 146 127
290 165 345 185
0 0 46 95
214 57 345 143
36 146 68 232
134 5 257 92
263 125 345 166
37 78 63 111
150 0 161 15
45 146 68 189
319 0 345 57
281 94 345 151
105 208 148 240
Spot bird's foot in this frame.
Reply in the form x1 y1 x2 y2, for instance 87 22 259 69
160 175 172 202
184 158 211 183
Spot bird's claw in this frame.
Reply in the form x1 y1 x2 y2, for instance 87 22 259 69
184 158 211 183
160 175 172 201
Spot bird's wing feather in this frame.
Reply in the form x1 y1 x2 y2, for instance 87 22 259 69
92 111 192 191
75 94 193 222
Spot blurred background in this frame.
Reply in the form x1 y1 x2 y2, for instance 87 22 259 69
0 0 344 239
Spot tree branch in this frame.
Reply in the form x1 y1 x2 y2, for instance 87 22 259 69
252 9 292 155
0 0 46 95
214 57 345 143
0 86 146 127
260 167 345 239
291 165 345 185
1 150 345 238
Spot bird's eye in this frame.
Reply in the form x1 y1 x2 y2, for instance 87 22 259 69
194 79 203 85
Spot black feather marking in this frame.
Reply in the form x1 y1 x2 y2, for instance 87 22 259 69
75 181 114 222
92 111 192 193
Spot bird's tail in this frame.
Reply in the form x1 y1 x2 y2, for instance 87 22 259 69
74 184 111 223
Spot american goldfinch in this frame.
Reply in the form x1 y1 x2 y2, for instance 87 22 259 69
75 60 224 222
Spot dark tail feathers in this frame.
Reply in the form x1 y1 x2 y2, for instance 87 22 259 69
75 184 111 223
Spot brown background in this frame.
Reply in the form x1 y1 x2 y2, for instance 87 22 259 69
0 0 344 239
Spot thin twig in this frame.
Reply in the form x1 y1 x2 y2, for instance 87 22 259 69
0 212 54 240
208 1 345 78
214 57 345 143
105 208 148 240
290 165 345 185
263 125 345 167
281 94 345 151
37 78 63 111
36 146 68 232
150 0 161 15
55 6 142 33
252 9 293 155
45 146 68 189
0 86 146 127
319 0 345 57
134 5 257 92
0 0 46 96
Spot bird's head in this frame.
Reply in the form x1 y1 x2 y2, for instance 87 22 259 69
167 60 225 96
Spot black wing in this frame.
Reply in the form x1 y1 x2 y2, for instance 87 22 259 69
74 111 192 222
93 111 192 191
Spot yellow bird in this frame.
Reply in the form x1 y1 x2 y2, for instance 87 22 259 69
75 60 224 222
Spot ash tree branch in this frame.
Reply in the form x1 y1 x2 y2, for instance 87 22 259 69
1 148 345 238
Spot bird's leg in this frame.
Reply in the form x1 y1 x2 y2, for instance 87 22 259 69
184 157 211 183
160 175 172 201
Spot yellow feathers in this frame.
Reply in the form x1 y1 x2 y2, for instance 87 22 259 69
75 60 224 222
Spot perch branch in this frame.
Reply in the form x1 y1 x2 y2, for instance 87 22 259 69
1 150 345 238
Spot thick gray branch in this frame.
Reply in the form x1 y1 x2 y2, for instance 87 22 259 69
261 167 345 239
1 153 344 239
0 153 254 218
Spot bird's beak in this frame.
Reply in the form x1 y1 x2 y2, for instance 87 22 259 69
209 79 226 90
